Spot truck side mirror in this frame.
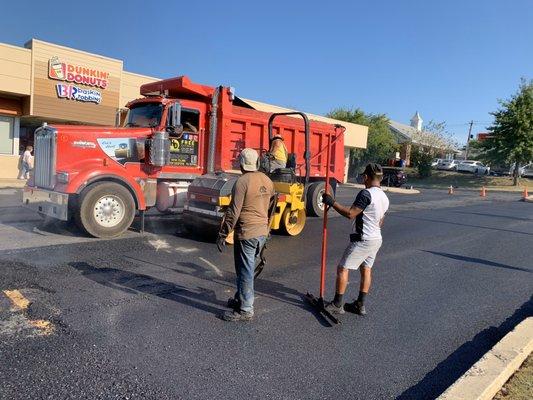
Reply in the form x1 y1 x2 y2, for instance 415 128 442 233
169 103 181 129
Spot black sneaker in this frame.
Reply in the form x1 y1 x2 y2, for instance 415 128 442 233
227 297 240 310
324 301 345 315
344 301 366 315
221 310 253 322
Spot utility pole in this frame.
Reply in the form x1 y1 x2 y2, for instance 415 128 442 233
465 120 474 159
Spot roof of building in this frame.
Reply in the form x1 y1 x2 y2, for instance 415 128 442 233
388 119 454 150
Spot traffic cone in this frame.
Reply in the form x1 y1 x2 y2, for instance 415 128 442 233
523 187 529 200
480 186 487 197
448 185 454 195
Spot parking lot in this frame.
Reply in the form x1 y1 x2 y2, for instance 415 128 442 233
0 186 531 399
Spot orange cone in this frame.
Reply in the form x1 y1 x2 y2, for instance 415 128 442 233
480 186 487 197
448 185 454 195
523 187 529 199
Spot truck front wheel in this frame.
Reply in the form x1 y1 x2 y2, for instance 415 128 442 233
75 182 136 238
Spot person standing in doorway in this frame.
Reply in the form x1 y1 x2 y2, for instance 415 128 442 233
19 145 33 180
321 163 389 316
217 148 275 322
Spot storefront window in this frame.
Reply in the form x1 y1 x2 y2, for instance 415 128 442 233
0 116 14 154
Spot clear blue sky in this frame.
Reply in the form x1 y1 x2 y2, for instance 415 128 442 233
2 0 532 143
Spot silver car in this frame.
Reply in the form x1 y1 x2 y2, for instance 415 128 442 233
515 163 533 178
437 159 461 171
457 160 490 175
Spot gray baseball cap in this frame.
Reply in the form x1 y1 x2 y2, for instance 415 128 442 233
239 148 259 172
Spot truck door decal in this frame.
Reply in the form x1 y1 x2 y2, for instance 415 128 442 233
97 138 140 164
169 133 199 166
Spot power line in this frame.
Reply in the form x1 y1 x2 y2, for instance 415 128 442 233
446 121 492 127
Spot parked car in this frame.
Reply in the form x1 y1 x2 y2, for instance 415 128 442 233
509 163 533 178
457 160 490 175
519 163 533 178
431 158 445 168
381 167 407 187
489 163 511 176
437 159 461 171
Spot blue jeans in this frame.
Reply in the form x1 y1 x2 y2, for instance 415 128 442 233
233 236 267 313
22 161 32 178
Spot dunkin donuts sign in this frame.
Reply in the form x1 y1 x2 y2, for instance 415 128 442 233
49 56 109 104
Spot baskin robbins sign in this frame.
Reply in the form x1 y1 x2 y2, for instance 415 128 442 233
48 56 109 104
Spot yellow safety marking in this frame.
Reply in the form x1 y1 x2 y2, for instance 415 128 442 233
29 319 54 335
3 289 30 310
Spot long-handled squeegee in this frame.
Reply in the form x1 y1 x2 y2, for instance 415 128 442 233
305 126 345 325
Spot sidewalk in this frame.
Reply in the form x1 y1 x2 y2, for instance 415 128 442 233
412 184 528 193
439 317 532 400
0 179 27 189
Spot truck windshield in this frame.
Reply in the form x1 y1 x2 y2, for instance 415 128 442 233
124 103 163 128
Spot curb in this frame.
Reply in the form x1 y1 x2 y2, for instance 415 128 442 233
412 185 530 193
0 180 26 189
342 183 420 194
438 317 533 400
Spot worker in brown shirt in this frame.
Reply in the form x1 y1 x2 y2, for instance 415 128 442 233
217 148 275 322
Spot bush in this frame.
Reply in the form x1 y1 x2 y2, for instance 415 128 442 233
411 148 433 178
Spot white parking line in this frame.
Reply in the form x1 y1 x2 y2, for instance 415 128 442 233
199 257 223 277
174 246 199 253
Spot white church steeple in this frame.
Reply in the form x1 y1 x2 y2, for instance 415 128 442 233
410 111 423 131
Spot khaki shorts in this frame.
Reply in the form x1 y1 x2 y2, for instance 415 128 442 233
338 239 383 269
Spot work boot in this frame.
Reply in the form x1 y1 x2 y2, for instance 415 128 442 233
324 301 345 315
221 310 253 322
344 301 366 316
227 297 240 310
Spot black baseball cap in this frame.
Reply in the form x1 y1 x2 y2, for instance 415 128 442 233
363 163 383 178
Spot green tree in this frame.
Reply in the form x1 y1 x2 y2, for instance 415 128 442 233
481 80 533 185
327 108 397 176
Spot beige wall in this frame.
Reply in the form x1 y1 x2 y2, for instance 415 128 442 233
28 39 123 125
0 155 20 178
120 71 158 107
0 43 31 96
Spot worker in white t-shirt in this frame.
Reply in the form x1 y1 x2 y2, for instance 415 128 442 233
322 163 390 316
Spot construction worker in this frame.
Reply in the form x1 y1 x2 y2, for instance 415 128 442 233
269 135 288 171
217 148 275 322
321 163 389 316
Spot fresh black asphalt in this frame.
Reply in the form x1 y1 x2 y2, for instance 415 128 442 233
0 187 531 399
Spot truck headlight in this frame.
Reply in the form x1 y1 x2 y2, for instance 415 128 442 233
56 172 69 183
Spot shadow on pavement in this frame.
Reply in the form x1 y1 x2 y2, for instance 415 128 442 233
70 261 225 316
452 210 532 222
391 214 533 237
396 295 533 400
69 261 331 326
424 250 531 273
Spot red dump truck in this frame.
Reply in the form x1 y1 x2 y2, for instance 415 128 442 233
23 76 346 238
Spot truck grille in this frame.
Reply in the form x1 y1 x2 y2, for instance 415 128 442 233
34 125 57 189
